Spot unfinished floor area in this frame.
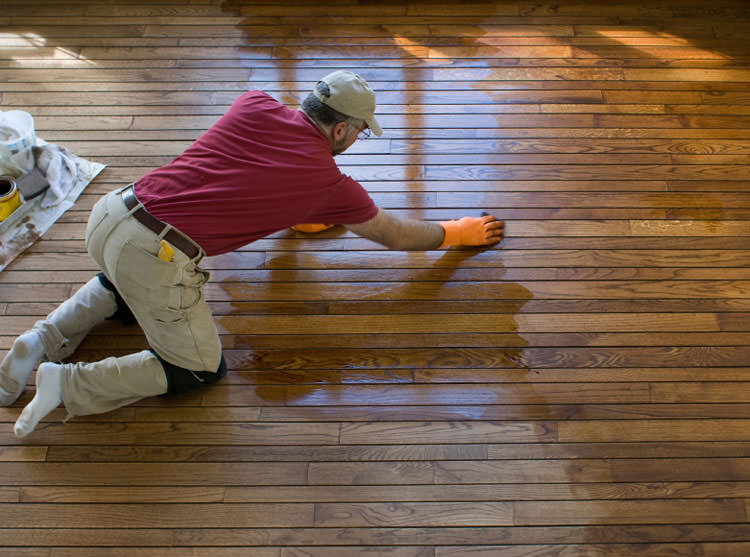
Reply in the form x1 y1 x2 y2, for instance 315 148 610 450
1 0 750 555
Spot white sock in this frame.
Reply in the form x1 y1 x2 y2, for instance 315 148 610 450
14 362 63 438
0 330 45 406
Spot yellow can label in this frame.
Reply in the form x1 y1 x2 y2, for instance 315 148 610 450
0 182 22 222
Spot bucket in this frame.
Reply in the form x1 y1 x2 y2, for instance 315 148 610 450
0 111 36 175
0 175 23 221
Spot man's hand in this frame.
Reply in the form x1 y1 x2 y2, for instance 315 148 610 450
439 214 504 248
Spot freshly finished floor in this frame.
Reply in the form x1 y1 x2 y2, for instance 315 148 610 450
1 0 749 555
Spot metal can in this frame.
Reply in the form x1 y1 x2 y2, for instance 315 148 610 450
0 175 23 221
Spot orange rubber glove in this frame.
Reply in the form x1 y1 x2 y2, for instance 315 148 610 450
291 223 335 233
439 215 504 248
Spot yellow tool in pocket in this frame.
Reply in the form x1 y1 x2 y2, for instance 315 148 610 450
157 239 174 262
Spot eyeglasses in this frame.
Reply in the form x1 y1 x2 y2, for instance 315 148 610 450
357 127 371 140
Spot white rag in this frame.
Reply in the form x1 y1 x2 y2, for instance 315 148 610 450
36 143 79 208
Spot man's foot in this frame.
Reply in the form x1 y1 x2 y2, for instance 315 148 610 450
14 362 64 438
0 330 45 406
291 223 335 233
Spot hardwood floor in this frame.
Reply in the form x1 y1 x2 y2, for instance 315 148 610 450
1 0 749 555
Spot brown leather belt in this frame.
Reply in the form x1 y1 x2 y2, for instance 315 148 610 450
120 185 201 260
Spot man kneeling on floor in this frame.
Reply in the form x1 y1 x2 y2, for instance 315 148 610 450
0 71 504 438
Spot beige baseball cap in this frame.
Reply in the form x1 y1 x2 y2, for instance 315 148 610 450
313 71 383 136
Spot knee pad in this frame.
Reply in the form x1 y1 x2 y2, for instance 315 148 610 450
96 272 136 324
149 349 227 396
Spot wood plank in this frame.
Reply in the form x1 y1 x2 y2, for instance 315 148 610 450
0 462 310 485
512 499 748 525
17 481 750 503
5 524 749 546
558 420 750 442
0 422 339 445
38 442 750 463
434 546 750 557
0 503 313 528
313 500 745 526
215 313 723 334
236 346 750 370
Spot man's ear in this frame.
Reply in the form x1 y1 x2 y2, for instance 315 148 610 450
332 121 348 141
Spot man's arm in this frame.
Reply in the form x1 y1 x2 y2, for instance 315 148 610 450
345 208 504 250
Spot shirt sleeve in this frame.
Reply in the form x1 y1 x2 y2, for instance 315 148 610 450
302 174 379 225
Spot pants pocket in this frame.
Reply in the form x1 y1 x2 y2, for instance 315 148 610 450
114 241 182 309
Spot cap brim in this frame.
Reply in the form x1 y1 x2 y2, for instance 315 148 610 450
366 117 383 137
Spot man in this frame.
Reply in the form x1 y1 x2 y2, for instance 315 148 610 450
1 71 504 438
